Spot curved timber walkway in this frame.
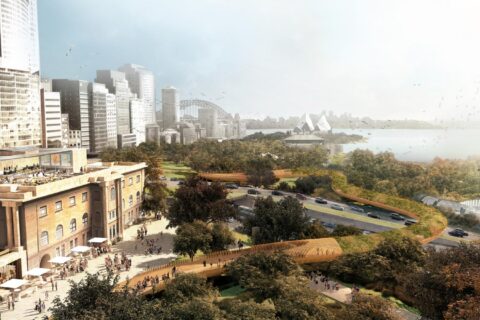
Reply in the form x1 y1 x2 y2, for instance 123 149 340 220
119 170 448 294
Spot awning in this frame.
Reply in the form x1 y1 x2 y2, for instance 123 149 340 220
25 268 50 277
0 279 28 289
71 246 91 254
49 256 72 264
88 237 107 244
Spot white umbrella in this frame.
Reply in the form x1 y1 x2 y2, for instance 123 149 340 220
88 237 107 244
25 268 50 277
70 246 90 254
0 279 27 289
49 256 72 264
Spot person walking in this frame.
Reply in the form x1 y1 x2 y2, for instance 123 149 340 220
55 281 58 291
45 291 49 301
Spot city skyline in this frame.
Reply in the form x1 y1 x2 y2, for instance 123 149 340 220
38 0 480 121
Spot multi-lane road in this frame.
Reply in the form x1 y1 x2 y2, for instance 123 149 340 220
230 186 473 248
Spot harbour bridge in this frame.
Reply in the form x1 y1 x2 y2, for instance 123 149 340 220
179 99 232 120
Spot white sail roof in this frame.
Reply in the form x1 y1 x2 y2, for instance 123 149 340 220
315 115 331 132
294 113 315 132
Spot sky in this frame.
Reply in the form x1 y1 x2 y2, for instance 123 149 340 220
38 0 480 121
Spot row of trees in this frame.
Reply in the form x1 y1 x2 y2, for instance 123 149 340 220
50 252 401 320
319 236 480 320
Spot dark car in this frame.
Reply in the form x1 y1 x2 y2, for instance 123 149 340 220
330 204 344 211
247 189 261 195
449 228 469 238
321 222 337 229
178 180 185 186
404 219 416 226
390 213 405 221
225 183 239 189
296 193 307 200
272 190 283 196
350 206 365 213
315 198 328 204
367 212 380 219
170 177 178 181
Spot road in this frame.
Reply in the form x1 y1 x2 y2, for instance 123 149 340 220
231 186 463 248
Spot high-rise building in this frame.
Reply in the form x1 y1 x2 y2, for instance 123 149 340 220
162 86 179 130
61 114 70 147
130 97 146 145
96 70 131 135
106 93 117 148
0 0 41 148
88 83 110 154
40 89 63 148
198 108 218 137
119 64 156 124
51 80 91 149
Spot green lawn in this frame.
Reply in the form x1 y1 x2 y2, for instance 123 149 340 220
220 285 246 299
227 190 247 200
161 161 195 179
273 177 298 188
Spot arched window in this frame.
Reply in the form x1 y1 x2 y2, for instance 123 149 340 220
128 195 133 207
70 219 77 233
110 187 116 200
136 191 141 202
82 213 88 225
55 225 63 240
40 231 49 246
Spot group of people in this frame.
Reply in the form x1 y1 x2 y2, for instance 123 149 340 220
58 257 88 279
91 244 111 258
34 298 46 314
135 274 161 291
104 252 132 273
136 224 148 240
309 272 340 291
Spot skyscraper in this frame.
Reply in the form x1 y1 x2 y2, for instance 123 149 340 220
0 0 41 148
51 79 91 149
130 97 146 145
198 108 218 138
118 64 156 125
96 70 131 135
88 83 111 154
162 86 179 130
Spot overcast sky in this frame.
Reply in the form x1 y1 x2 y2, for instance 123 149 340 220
38 0 480 121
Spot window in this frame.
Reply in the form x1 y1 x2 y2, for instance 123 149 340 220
109 209 117 220
40 231 49 246
56 225 63 240
128 195 133 207
55 201 62 212
39 206 47 218
110 187 116 201
128 177 133 185
136 175 140 183
82 192 88 202
136 191 141 202
69 196 76 206
82 213 88 225
70 219 77 233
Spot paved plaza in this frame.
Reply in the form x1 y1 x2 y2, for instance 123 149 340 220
0 219 176 320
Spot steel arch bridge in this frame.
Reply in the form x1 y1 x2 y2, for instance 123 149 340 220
180 99 231 120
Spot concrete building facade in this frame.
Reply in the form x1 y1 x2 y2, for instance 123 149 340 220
106 93 118 148
0 148 146 278
130 98 146 145
40 90 63 148
198 108 218 138
119 64 156 125
162 87 179 130
51 80 91 150
88 83 110 154
0 0 41 148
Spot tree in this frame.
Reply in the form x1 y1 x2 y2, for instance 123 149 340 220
50 272 155 320
244 196 310 244
142 181 168 215
302 221 330 239
227 251 301 301
162 299 223 320
331 225 363 237
246 157 279 188
342 293 401 320
162 273 218 304
210 223 235 251
218 299 276 320
173 221 212 261
166 177 237 227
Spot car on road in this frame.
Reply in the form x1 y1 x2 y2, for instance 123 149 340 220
315 198 328 204
367 212 380 219
160 176 167 181
448 228 469 238
390 213 405 221
404 219 416 226
272 190 283 196
362 230 373 235
321 222 337 229
350 206 365 213
330 204 344 211
296 193 307 200
225 183 239 189
247 189 261 195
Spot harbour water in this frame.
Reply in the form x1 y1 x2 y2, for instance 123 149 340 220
245 128 480 162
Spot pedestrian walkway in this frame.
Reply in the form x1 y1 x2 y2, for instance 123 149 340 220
0 219 176 320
